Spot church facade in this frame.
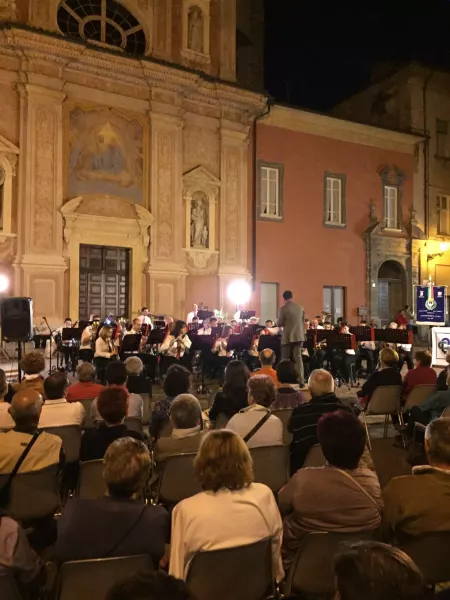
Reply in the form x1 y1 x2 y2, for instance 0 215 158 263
0 0 265 326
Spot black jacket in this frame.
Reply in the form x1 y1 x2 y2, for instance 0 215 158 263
80 424 143 462
356 367 402 401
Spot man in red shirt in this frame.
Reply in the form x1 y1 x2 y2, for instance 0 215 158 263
66 362 104 402
395 309 408 327
403 350 437 399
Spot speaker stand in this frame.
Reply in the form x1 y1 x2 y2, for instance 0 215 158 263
17 342 22 382
0 343 10 362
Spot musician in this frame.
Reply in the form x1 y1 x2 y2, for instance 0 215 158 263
355 320 375 375
122 318 147 352
55 317 73 370
211 325 234 384
159 320 192 374
330 324 356 383
140 307 152 327
186 303 198 324
311 318 324 330
397 324 414 371
94 325 117 384
78 316 100 363
198 318 212 335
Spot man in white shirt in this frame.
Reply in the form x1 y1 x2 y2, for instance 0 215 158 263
186 304 198 324
140 307 152 328
227 374 283 448
38 372 84 428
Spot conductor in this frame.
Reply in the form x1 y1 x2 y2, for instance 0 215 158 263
277 290 305 386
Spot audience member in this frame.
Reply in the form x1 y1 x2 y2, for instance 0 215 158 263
384 417 450 540
333 541 425 600
155 394 206 463
91 361 143 423
125 356 152 396
356 348 402 408
406 372 450 435
0 390 62 475
149 364 191 439
226 375 283 448
80 388 143 462
402 350 437 399
107 572 189 600
272 360 307 409
279 410 382 570
55 438 169 562
169 430 283 581
288 369 345 473
0 369 14 430
250 349 279 386
66 362 104 403
38 372 84 428
208 360 250 424
437 349 450 391
13 351 45 397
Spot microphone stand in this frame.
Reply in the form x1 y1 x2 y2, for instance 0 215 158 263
43 316 56 375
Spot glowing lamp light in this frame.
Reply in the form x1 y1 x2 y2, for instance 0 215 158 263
0 274 9 294
440 242 449 252
227 280 251 306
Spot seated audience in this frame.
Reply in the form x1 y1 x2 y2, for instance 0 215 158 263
38 372 84 428
55 438 169 562
0 369 15 430
356 348 402 408
149 364 191 439
125 356 152 396
66 362 104 403
272 360 307 409
0 513 44 596
250 349 279 386
208 360 250 424
288 369 345 473
402 350 437 399
279 410 382 571
169 430 283 581
384 417 450 540
80 388 143 462
226 375 283 448
0 390 63 475
106 572 189 600
13 351 45 397
333 541 425 600
155 394 206 463
91 361 143 423
406 372 450 434
437 350 450 391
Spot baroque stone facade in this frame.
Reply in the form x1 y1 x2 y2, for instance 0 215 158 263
0 1 266 325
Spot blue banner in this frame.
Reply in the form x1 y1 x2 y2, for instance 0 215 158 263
416 285 446 325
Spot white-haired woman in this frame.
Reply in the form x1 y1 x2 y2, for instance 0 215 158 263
125 356 152 396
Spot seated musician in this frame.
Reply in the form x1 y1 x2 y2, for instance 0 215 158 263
94 325 118 384
311 318 324 330
79 316 100 362
55 317 73 370
355 321 375 375
159 320 192 374
265 319 274 328
330 324 356 382
122 318 147 351
210 325 234 383
245 330 261 371
356 347 402 409
198 318 212 335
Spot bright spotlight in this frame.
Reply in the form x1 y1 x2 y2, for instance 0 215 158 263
0 274 9 294
227 280 251 306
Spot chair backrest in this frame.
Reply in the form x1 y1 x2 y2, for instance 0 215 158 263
250 445 290 493
303 444 326 468
442 406 450 418
404 385 436 410
141 393 151 425
399 533 450 585
271 408 293 445
124 417 144 437
284 530 378 597
43 426 82 463
79 398 96 429
213 413 229 430
187 538 274 600
0 464 60 521
0 572 22 600
57 554 154 600
77 459 106 499
158 420 173 438
157 453 201 504
366 386 402 415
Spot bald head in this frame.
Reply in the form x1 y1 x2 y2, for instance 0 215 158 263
260 348 275 367
308 369 335 397
10 389 43 428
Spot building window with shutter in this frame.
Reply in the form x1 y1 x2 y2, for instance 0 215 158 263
436 119 449 158
324 173 346 227
438 195 450 235
257 161 284 221
384 185 399 230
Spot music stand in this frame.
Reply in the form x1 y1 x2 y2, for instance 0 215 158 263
240 310 256 321
153 320 166 329
257 334 281 360
326 333 356 388
375 329 412 344
192 335 214 395
350 326 374 342
198 310 213 323
149 328 166 346
227 334 251 361
121 334 141 353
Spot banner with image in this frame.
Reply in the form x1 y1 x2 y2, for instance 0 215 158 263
416 284 446 325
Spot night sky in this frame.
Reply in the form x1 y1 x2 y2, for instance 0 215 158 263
264 0 450 111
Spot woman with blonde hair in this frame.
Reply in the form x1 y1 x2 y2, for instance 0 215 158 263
94 325 117 384
13 350 45 397
169 430 283 582
356 347 402 409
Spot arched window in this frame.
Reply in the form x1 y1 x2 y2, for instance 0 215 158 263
57 0 146 56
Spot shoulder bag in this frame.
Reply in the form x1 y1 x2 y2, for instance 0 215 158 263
0 431 41 508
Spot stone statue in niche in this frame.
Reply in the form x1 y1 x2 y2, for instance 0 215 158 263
190 192 209 248
188 5 204 53
0 165 4 230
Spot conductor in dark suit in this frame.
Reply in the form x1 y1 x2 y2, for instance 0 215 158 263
277 290 305 386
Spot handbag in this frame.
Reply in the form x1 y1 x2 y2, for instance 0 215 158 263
0 431 41 508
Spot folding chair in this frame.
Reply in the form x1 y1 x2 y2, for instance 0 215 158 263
284 530 378 597
77 460 106 499
271 408 293 445
250 445 290 493
399 533 450 588
155 453 200 504
361 385 402 450
187 538 275 600
403 385 436 411
57 554 154 600
79 398 96 429
213 413 230 429
0 572 21 600
124 417 144 437
141 393 151 426
42 426 82 463
303 444 326 468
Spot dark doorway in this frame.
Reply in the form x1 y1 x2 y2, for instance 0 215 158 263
79 245 130 320
377 260 406 326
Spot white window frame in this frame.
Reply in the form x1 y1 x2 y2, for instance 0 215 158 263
436 118 449 158
438 195 450 235
384 185 399 230
325 176 344 226
258 162 283 221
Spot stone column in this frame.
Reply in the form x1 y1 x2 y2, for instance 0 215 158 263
218 125 250 315
219 0 237 81
147 109 187 318
14 83 67 326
